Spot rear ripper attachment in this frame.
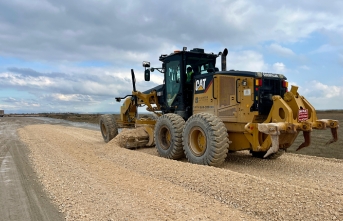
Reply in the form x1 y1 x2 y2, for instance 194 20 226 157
245 85 339 158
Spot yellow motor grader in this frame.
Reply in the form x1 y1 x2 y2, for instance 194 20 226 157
99 47 339 166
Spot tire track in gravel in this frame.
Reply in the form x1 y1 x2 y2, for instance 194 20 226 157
0 140 11 166
19 125 257 221
18 124 343 221
1 118 64 221
0 121 16 166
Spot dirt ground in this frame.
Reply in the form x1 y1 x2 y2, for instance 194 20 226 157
1 112 342 220
287 112 343 159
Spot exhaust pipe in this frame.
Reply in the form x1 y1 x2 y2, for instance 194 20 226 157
221 48 228 71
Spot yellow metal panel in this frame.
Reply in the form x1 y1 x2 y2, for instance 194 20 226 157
228 132 251 151
193 78 216 115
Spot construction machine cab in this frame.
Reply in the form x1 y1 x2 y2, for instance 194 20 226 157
144 47 220 119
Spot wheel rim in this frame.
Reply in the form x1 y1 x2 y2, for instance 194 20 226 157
159 126 171 150
189 126 206 156
101 122 107 138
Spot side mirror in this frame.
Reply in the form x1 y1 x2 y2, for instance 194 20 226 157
144 69 150 81
142 61 150 68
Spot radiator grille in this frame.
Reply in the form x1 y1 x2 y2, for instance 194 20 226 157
219 77 235 107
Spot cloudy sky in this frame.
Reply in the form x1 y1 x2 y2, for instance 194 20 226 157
0 0 343 113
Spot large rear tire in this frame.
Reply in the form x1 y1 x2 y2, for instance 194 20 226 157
99 114 118 143
182 113 229 167
154 113 185 159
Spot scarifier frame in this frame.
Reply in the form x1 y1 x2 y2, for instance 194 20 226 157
245 85 338 157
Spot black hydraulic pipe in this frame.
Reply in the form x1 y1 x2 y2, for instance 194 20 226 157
221 48 228 71
131 69 138 106
131 69 137 92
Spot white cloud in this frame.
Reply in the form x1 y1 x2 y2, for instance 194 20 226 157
296 80 343 109
299 65 310 70
311 44 336 54
272 62 287 73
1 1 343 112
268 44 295 57
1 0 343 63
0 97 41 110
0 65 164 113
313 81 341 98
302 80 342 98
226 50 267 72
48 93 95 102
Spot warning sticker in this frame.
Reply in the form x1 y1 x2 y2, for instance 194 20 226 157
298 109 308 122
244 89 251 96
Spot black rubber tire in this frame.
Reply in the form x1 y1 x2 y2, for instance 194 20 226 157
154 113 185 159
99 114 118 143
182 113 229 167
250 149 285 159
149 113 159 120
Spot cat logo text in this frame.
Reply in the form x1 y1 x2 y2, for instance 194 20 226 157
195 78 207 91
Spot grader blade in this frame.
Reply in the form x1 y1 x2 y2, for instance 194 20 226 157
296 131 311 151
116 127 154 149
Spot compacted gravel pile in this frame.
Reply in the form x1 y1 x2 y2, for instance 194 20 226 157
18 124 343 221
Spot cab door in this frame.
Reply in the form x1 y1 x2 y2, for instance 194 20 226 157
164 59 181 108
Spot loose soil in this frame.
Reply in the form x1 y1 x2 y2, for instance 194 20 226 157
2 111 342 220
17 115 343 220
45 111 343 159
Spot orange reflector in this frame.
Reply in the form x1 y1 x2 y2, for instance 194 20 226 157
282 80 288 88
255 79 262 86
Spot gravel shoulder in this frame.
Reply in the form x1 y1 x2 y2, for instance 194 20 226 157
18 124 343 221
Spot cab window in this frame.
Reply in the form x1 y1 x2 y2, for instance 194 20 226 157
165 60 180 106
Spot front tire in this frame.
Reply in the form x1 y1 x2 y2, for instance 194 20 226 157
182 113 229 167
99 114 118 143
154 113 185 159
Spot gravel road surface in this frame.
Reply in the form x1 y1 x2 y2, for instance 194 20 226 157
0 117 64 221
17 123 343 221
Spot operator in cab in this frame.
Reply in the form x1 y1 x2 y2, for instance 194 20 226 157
186 66 194 82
